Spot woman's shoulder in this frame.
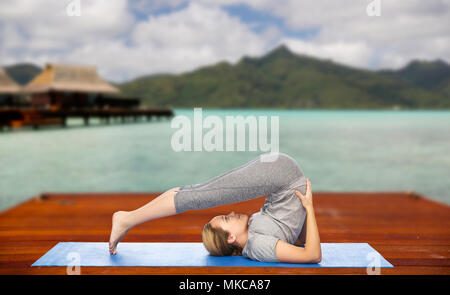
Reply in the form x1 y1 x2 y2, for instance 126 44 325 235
242 230 281 263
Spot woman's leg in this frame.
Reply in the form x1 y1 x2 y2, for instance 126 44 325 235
109 156 268 254
109 187 179 254
174 153 303 213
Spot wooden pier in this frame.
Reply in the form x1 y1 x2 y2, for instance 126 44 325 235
0 191 448 275
0 107 174 130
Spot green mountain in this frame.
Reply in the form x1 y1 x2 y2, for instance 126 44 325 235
118 45 449 109
380 59 450 98
4 63 41 85
3 46 449 109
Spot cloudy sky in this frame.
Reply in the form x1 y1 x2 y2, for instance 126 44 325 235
0 0 449 82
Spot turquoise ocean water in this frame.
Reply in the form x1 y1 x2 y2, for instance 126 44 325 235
0 109 449 212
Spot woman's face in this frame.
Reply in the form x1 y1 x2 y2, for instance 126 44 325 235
209 211 249 242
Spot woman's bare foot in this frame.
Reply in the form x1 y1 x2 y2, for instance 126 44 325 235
109 211 131 255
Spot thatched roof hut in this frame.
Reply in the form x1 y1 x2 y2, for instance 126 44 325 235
23 63 119 94
0 68 21 94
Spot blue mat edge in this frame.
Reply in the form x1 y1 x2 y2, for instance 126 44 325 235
31 242 394 268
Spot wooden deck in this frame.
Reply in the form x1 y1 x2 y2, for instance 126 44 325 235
0 107 174 130
0 192 448 275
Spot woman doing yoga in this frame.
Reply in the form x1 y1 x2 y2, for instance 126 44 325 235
109 153 321 263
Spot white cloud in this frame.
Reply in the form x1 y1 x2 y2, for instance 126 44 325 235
240 0 450 68
0 1 278 81
131 3 270 55
166 0 450 69
0 0 449 80
63 2 278 81
0 0 134 47
282 38 373 69
134 0 450 70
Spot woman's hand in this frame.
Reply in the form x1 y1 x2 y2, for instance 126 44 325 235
295 178 313 211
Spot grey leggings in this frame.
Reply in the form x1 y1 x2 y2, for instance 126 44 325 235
174 153 305 214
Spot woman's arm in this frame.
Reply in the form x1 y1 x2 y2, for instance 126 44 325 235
275 178 322 263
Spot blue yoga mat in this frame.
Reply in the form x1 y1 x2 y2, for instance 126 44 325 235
32 242 393 268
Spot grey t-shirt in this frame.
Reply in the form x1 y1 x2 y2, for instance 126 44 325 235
241 176 307 262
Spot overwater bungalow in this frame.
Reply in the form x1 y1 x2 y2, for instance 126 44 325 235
1 63 172 130
22 63 139 110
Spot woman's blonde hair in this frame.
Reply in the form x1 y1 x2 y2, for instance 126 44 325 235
202 222 243 256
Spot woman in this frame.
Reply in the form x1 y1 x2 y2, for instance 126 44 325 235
109 152 321 263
